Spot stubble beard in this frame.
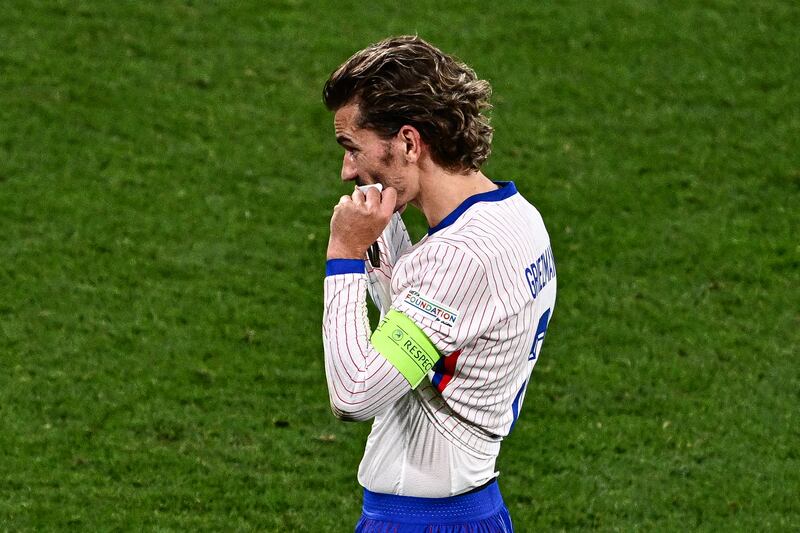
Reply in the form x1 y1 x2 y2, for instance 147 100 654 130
377 142 410 209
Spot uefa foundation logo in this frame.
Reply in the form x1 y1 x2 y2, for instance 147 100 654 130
392 329 404 342
403 290 459 327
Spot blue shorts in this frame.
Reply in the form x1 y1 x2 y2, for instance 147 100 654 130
355 480 513 532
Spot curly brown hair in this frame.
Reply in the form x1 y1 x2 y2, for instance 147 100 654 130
323 36 493 173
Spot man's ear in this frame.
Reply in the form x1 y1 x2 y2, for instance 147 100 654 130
397 125 422 164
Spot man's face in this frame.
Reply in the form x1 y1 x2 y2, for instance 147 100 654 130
333 103 413 209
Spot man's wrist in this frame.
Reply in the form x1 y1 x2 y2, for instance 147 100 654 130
326 242 367 260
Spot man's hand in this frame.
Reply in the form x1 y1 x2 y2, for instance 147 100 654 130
327 186 397 260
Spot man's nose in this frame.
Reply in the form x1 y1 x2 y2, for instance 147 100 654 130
341 152 358 182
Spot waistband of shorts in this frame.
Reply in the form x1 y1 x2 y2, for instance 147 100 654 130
361 480 505 524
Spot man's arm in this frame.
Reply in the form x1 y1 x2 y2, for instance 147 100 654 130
366 212 412 315
323 187 492 421
323 262 411 421
323 187 414 421
323 244 492 422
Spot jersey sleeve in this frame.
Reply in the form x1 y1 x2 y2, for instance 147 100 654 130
390 242 496 357
322 262 411 422
366 212 412 315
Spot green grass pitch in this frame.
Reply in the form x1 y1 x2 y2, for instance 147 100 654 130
1 1 798 530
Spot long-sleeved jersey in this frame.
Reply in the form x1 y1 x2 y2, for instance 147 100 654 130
322 182 557 497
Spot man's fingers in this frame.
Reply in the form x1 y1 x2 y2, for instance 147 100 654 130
363 186 381 209
337 195 351 206
379 187 398 218
351 187 366 206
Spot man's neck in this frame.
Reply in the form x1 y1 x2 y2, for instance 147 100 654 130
414 168 498 229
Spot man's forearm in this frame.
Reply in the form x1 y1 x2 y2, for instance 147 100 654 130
322 270 410 421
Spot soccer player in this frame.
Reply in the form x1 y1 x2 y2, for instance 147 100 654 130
321 36 557 532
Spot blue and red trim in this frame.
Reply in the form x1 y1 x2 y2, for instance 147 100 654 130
431 349 462 393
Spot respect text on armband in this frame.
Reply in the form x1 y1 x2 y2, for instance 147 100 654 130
372 312 441 388
378 317 437 374
400 336 436 373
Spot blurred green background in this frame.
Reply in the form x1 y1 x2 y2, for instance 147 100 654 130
1 1 798 530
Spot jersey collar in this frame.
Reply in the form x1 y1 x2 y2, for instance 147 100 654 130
427 181 518 235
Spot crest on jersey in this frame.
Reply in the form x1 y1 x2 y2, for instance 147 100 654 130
403 290 459 328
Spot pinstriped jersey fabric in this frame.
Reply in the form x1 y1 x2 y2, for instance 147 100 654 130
323 183 557 497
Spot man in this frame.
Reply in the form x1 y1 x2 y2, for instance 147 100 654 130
321 36 556 532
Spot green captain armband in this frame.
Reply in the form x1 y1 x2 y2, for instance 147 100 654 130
370 310 441 389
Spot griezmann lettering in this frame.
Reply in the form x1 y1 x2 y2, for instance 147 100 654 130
524 245 556 299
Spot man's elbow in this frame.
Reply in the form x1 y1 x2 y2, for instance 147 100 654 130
329 400 369 422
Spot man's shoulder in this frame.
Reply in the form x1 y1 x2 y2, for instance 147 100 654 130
396 190 550 278
434 195 546 254
405 236 485 272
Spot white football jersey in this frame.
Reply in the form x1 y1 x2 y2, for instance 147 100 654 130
322 182 557 497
